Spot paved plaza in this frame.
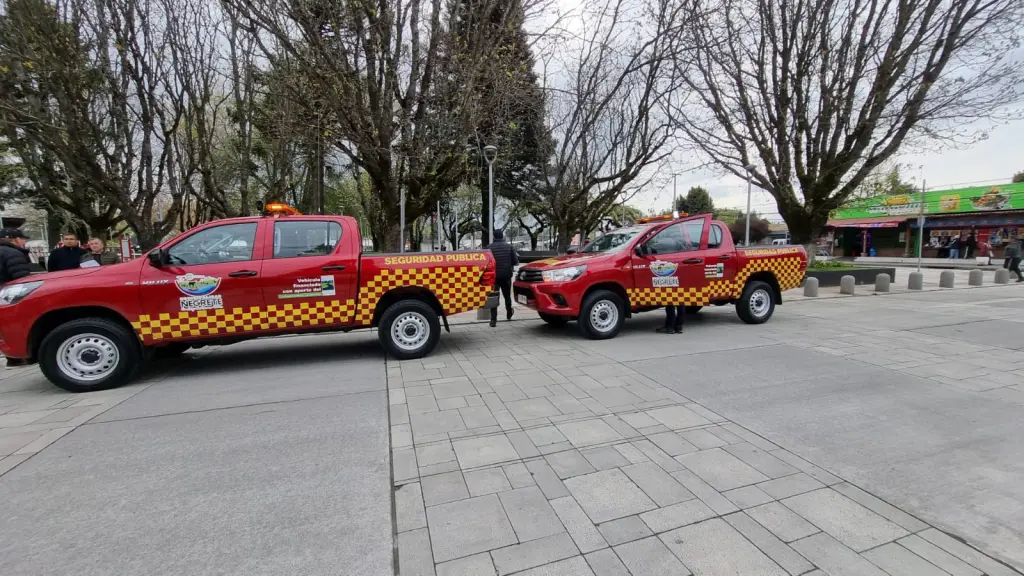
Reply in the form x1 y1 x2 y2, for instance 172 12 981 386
2 277 1023 575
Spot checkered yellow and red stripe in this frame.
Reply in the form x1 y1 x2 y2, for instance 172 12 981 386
131 265 490 343
627 256 804 307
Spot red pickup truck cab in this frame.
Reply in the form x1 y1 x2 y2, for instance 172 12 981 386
513 213 807 338
0 210 497 392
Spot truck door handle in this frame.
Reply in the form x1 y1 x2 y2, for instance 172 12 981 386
718 254 732 260
228 270 258 278
321 265 347 271
683 258 703 264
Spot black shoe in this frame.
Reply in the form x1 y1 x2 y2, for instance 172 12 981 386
656 327 674 334
507 309 514 321
673 327 683 334
489 320 497 327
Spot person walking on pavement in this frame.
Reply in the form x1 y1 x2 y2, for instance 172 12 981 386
1004 237 1023 282
947 235 960 260
81 238 119 266
962 231 976 259
48 233 86 272
488 229 519 327
656 304 685 334
0 228 33 285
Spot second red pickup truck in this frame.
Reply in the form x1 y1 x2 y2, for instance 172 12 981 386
513 213 807 338
0 205 497 392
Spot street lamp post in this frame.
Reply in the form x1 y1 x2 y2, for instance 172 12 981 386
483 145 498 246
743 164 756 246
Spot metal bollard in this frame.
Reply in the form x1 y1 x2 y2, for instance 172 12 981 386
803 277 819 297
874 273 890 292
968 269 984 286
994 268 1010 284
939 270 955 288
840 275 856 295
908 271 923 290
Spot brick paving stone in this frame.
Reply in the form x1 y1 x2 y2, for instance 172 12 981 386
645 405 711 430
639 499 716 533
863 542 953 576
435 552 497 576
513 555 595 576
680 428 728 450
783 488 908 551
506 398 561 420
426 494 518 563
490 532 578 575
437 397 468 411
584 549 631 576
614 536 691 576
724 442 799 478
557 419 625 448
411 410 466 437
451 434 520 469
564 469 658 524
917 528 1019 576
897 535 983 576
580 446 631 471
546 450 598 479
394 448 419 483
503 462 536 488
646 431 698 457
421 471 470 506
769 449 842 485
630 440 683 472
458 406 497 428
588 387 643 408
525 459 571 499
398 527 436 576
464 467 512 497
831 482 928 533
790 532 888 576
506 430 541 458
550 496 608 553
621 462 694 507
498 486 565 542
396 482 427 532
600 416 641 440
526 425 568 446
549 395 589 414
597 515 653 546
619 411 660 429
675 447 770 491
746 502 820 543
757 472 825 500
724 512 815 576
723 485 774 509
612 443 649 464
661 518 787 576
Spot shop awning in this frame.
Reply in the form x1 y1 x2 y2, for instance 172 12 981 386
826 216 907 228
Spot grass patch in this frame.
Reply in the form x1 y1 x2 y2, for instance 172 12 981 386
807 260 858 270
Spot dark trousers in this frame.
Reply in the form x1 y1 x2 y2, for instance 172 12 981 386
490 278 513 323
1007 257 1023 280
664 305 684 330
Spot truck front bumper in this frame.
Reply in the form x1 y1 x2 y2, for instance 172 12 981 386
512 281 580 316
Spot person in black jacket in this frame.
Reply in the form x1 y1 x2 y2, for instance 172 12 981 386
0 228 33 284
48 233 86 272
488 229 519 327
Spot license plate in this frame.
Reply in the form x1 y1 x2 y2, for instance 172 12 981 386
516 295 528 305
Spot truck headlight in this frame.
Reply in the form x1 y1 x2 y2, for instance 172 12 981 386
0 281 43 306
542 266 586 282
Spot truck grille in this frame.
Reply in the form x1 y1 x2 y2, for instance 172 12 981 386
517 269 543 283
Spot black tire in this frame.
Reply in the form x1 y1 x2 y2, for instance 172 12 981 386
578 289 625 340
152 343 191 359
539 313 570 327
38 317 142 393
684 306 703 315
736 280 776 324
378 299 442 360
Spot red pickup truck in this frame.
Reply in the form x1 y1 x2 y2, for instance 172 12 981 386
0 207 497 392
513 213 807 338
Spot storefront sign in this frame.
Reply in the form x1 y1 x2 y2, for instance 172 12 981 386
832 183 1024 219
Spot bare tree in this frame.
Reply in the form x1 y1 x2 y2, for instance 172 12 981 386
537 0 697 252
675 0 1024 249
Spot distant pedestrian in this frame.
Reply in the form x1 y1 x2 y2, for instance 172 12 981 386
947 236 960 260
962 232 976 259
48 233 86 272
657 305 684 334
0 228 33 285
1004 238 1023 282
488 229 519 327
81 238 119 266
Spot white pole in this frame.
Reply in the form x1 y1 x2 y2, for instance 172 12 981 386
744 179 752 246
673 174 677 214
916 179 926 271
437 200 441 250
400 187 405 253
487 162 494 247
453 201 458 250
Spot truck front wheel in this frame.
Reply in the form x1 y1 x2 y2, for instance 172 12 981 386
737 280 775 324
578 290 625 340
379 299 441 360
38 318 142 393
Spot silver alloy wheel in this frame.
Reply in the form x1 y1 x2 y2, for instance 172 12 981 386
589 300 619 333
56 333 120 382
749 288 772 318
392 312 430 352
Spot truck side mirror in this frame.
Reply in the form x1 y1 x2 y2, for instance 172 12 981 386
147 249 167 267
634 245 646 257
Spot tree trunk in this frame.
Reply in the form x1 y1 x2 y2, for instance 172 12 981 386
554 222 574 254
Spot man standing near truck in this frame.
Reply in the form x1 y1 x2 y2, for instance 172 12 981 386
488 229 518 327
1004 237 1023 282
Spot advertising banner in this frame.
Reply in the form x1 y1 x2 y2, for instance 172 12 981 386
831 183 1024 220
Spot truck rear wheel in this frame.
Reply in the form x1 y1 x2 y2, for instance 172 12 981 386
539 313 569 327
737 280 775 324
379 299 441 360
39 318 142 393
578 290 625 340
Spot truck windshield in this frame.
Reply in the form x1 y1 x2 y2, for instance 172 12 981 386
581 227 645 253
